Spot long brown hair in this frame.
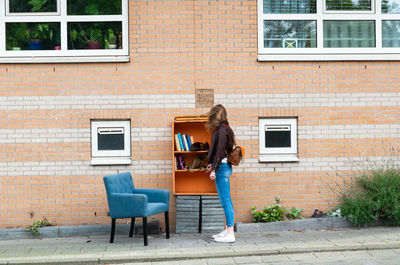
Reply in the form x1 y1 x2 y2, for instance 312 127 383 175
205 104 228 132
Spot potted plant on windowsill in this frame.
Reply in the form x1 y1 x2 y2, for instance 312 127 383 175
27 23 53 50
105 29 117 49
70 27 103 49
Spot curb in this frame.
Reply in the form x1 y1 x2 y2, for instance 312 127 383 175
1 218 353 240
0 221 160 240
0 217 352 240
3 242 400 265
235 217 353 233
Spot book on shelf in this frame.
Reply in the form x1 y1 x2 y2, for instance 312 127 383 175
174 134 181 151
175 133 196 152
182 134 189 151
178 156 186 170
177 133 184 151
186 134 192 150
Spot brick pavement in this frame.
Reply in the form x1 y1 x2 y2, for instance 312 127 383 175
0 226 399 265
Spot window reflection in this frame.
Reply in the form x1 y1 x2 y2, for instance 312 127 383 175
383 20 400 47
9 0 57 13
323 21 375 48
264 20 317 48
6 22 61 50
326 0 371 11
264 0 316 13
68 22 122 50
67 0 122 15
382 0 400 13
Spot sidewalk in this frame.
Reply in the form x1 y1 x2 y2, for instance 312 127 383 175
1 226 400 265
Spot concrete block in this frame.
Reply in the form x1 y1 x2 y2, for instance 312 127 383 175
236 217 353 233
0 221 160 240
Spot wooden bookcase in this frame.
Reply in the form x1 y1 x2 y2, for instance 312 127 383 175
172 115 216 195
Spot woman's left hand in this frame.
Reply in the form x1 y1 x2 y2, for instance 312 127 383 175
209 170 216 180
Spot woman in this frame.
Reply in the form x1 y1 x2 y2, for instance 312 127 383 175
206 104 236 243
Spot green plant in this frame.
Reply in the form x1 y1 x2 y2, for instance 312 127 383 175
85 3 100 15
286 207 303 219
26 218 51 235
70 26 103 44
6 23 28 50
28 0 47 12
337 152 400 227
251 198 287 223
28 23 53 41
67 0 121 15
340 194 379 227
359 168 400 225
105 29 117 48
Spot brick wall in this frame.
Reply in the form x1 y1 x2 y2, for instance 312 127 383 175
1 0 400 229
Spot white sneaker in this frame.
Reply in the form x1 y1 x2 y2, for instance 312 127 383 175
212 230 227 239
214 233 235 243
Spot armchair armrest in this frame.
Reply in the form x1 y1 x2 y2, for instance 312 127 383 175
107 193 148 218
134 188 170 204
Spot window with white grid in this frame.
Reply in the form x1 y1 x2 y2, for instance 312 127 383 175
1 0 129 63
258 0 400 60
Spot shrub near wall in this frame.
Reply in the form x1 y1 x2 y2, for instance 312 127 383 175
339 166 400 227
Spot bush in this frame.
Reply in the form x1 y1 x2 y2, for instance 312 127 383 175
251 204 286 223
339 168 400 227
286 207 303 219
340 195 379 227
251 198 302 223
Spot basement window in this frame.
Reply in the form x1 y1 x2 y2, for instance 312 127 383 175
259 118 298 162
91 120 131 165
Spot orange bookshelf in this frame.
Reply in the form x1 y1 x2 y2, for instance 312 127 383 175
172 115 216 195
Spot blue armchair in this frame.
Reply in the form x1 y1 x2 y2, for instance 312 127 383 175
103 172 170 245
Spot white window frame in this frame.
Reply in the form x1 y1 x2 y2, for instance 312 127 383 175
259 118 299 162
258 0 400 61
0 0 129 63
91 120 131 165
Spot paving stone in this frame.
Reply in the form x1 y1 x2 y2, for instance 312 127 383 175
178 259 208 265
286 253 319 262
233 256 262 263
1 227 400 265
205 257 236 265
259 255 292 263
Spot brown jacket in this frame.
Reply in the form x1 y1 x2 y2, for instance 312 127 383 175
208 121 235 171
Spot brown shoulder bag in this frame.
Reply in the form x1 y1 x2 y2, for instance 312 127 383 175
227 146 244 166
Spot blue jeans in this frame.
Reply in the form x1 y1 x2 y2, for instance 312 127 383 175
215 162 234 227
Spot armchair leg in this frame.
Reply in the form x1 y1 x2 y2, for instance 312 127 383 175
129 218 135 237
143 217 148 246
165 211 170 239
110 218 116 243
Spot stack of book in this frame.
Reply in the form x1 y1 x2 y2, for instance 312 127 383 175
175 155 186 170
174 133 194 151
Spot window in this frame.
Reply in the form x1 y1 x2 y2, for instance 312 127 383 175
91 120 131 165
259 118 298 162
258 0 400 60
1 0 129 63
